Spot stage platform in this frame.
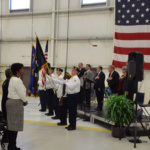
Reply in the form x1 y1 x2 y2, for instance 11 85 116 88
77 103 113 125
77 102 150 126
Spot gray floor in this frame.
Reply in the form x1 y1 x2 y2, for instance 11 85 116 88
17 122 150 150
1 97 150 150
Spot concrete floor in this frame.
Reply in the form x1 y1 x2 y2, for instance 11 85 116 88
0 97 150 150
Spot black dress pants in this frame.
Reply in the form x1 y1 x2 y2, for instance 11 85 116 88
39 90 47 111
8 131 18 150
127 93 134 101
79 87 84 104
46 89 54 114
59 97 67 124
53 94 60 117
67 93 79 128
95 89 104 110
85 89 91 106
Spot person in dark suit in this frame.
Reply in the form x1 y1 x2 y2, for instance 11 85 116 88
123 62 137 101
1 69 12 120
1 69 12 144
93 66 105 111
83 64 94 107
78 62 86 78
106 65 120 95
78 62 86 104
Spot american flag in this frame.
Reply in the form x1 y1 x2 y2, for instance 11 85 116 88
41 39 48 87
112 0 150 70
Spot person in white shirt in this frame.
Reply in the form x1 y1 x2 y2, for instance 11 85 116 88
6 63 28 150
45 67 56 116
64 66 80 130
52 68 63 120
47 72 72 126
38 80 47 112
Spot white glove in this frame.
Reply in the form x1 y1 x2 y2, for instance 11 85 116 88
63 79 67 84
46 74 51 79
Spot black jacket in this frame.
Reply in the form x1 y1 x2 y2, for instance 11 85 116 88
123 72 137 94
1 79 10 119
94 71 105 91
78 68 86 78
107 71 120 94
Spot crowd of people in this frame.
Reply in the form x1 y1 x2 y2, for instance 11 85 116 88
0 61 137 150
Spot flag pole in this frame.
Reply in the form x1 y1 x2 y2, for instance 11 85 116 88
65 0 70 74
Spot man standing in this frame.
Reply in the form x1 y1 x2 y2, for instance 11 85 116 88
45 67 55 116
65 67 80 130
1 69 12 120
52 68 63 119
83 64 94 107
78 62 86 78
38 80 47 112
78 62 86 104
93 66 105 111
106 65 120 95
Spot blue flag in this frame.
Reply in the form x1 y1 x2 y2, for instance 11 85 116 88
28 45 36 96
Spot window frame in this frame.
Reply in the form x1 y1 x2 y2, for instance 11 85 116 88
81 0 107 6
9 0 31 12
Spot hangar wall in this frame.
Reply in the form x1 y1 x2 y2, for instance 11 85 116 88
0 0 149 103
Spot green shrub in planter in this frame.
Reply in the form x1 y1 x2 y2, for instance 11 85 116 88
104 94 134 128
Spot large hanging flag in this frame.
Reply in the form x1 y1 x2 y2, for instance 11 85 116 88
28 45 36 96
112 0 150 70
41 38 49 87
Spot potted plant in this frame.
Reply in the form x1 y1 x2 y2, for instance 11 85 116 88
104 94 134 138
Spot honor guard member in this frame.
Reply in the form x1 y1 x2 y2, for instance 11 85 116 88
47 72 72 126
58 72 71 126
65 67 80 130
52 68 63 119
38 80 47 112
45 66 56 116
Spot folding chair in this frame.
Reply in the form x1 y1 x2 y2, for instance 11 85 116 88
137 92 150 118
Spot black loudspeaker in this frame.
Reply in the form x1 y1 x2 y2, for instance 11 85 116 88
128 52 144 81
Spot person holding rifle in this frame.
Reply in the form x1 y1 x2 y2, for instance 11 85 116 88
51 68 63 120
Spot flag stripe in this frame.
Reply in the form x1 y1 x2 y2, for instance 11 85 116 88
113 53 150 63
114 46 150 55
115 32 150 40
115 40 150 48
112 60 150 70
115 25 150 33
42 39 48 87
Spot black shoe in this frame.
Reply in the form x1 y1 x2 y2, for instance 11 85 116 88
67 127 76 131
57 122 67 126
45 113 54 116
52 116 59 119
94 107 98 111
65 125 71 129
94 107 102 111
39 109 46 112
15 148 22 150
